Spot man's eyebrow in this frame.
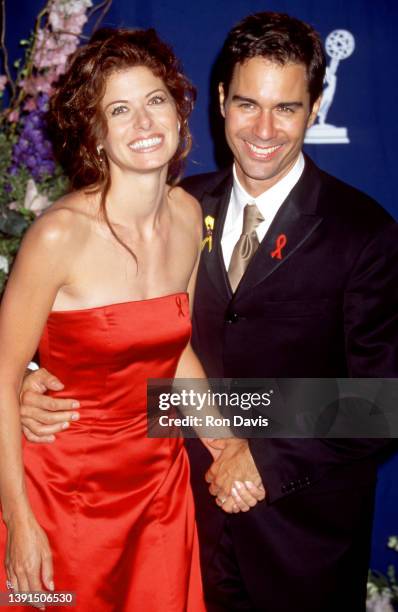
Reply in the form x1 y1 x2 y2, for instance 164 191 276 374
231 95 258 105
275 101 303 108
231 96 304 109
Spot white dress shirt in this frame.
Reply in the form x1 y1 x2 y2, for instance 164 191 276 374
221 153 305 270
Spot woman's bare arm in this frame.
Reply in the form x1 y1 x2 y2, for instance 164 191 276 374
0 208 76 591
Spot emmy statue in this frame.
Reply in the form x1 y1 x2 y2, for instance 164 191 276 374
305 29 355 144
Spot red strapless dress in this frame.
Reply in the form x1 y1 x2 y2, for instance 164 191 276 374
0 293 205 611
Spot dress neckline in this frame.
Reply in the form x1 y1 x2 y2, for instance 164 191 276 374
49 291 188 316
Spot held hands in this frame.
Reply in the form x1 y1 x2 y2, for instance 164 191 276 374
205 438 266 513
21 373 265 514
20 369 80 443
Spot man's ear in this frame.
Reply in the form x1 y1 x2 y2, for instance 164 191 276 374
307 95 322 128
218 83 226 118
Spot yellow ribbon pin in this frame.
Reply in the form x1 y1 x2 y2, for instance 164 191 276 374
201 215 215 252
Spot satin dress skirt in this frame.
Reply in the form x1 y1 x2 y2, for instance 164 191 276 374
0 293 205 611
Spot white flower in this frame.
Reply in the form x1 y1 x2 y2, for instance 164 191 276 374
387 536 398 552
366 591 394 612
24 179 51 215
53 0 93 17
48 10 67 31
0 256 9 275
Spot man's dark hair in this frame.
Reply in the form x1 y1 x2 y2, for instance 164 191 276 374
219 12 326 106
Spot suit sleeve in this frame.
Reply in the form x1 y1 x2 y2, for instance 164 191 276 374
249 222 398 504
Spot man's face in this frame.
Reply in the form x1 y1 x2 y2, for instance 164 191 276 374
219 57 321 197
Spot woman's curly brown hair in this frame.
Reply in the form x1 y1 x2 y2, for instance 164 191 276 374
49 27 196 188
47 27 196 262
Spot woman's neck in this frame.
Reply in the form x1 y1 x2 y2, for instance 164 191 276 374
104 166 169 234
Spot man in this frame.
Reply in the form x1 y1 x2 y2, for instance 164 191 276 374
20 11 398 612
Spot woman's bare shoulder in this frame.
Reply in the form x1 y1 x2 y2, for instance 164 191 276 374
21 190 93 255
49 188 98 218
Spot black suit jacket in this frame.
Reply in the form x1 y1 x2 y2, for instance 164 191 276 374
181 157 398 580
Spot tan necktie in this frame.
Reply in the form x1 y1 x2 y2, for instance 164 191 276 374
228 203 264 292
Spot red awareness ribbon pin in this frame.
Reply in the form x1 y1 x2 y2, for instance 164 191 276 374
270 234 287 260
176 296 185 317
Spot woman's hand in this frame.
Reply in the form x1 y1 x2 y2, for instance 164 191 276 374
5 511 54 597
215 480 266 514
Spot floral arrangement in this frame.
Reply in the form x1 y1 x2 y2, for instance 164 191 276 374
367 537 398 611
0 0 112 292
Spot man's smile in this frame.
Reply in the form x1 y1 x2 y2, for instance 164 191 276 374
244 141 284 159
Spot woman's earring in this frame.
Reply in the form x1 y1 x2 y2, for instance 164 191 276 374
97 145 103 156
177 120 181 133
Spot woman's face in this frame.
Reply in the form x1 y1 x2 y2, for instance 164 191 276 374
100 66 180 176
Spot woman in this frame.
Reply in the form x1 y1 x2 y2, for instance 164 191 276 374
0 27 221 611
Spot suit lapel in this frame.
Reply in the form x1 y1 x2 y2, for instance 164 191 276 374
236 157 323 294
200 171 233 299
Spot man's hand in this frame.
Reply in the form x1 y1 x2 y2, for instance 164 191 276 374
206 439 266 511
20 368 80 443
200 437 227 462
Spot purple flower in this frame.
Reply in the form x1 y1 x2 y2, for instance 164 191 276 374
9 98 56 180
26 114 42 129
37 94 49 112
37 162 54 177
26 155 37 168
19 139 30 150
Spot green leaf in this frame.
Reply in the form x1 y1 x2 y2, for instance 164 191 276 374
0 269 6 295
0 211 30 237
